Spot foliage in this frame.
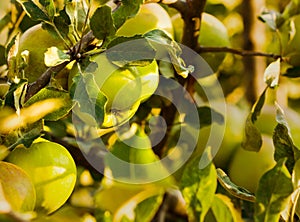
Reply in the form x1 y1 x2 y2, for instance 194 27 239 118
0 0 300 221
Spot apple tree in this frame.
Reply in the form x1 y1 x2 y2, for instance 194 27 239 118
0 0 300 221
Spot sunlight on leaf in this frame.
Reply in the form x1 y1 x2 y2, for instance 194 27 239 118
242 88 267 151
255 158 294 222
180 147 217 222
263 58 280 88
206 194 244 222
44 46 71 67
273 103 300 173
217 168 256 202
0 98 63 134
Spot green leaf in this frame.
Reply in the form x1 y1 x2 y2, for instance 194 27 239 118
53 9 71 41
17 0 50 21
283 66 300 78
205 194 243 222
242 114 263 152
263 58 280 88
39 0 56 21
158 60 175 78
242 88 267 151
291 160 300 219
4 80 27 108
7 35 21 82
144 29 194 78
293 159 300 188
112 0 143 29
114 187 164 222
0 13 11 34
180 148 217 222
0 45 6 66
44 46 71 67
65 0 88 34
24 87 73 121
90 6 116 40
254 158 294 222
106 36 156 67
282 0 300 21
273 104 300 173
134 194 164 222
7 121 42 150
217 168 256 202
71 61 107 127
258 9 284 30
185 106 224 128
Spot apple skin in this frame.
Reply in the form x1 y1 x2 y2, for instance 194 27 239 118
227 135 276 193
172 13 230 71
18 24 68 84
0 161 36 213
92 53 142 112
7 140 77 214
116 3 174 38
69 53 159 128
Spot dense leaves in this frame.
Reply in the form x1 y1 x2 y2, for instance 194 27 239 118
180 149 217 222
1 0 300 221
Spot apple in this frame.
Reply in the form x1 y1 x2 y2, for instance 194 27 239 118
7 139 77 214
172 12 230 71
227 135 276 193
0 161 36 213
18 24 68 86
70 53 159 128
116 3 174 38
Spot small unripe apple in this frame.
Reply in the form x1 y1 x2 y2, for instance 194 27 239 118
7 139 77 214
18 24 68 85
228 135 276 193
70 53 159 128
116 3 174 38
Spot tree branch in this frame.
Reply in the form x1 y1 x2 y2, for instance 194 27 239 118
24 30 96 102
196 46 282 59
153 1 208 157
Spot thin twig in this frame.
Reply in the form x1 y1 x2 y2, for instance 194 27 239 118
196 46 282 59
24 30 96 102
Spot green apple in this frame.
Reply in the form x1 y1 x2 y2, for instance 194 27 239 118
70 53 159 128
228 135 276 193
116 3 174 38
0 161 36 213
172 12 230 71
196 103 248 169
18 24 68 85
7 139 77 214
